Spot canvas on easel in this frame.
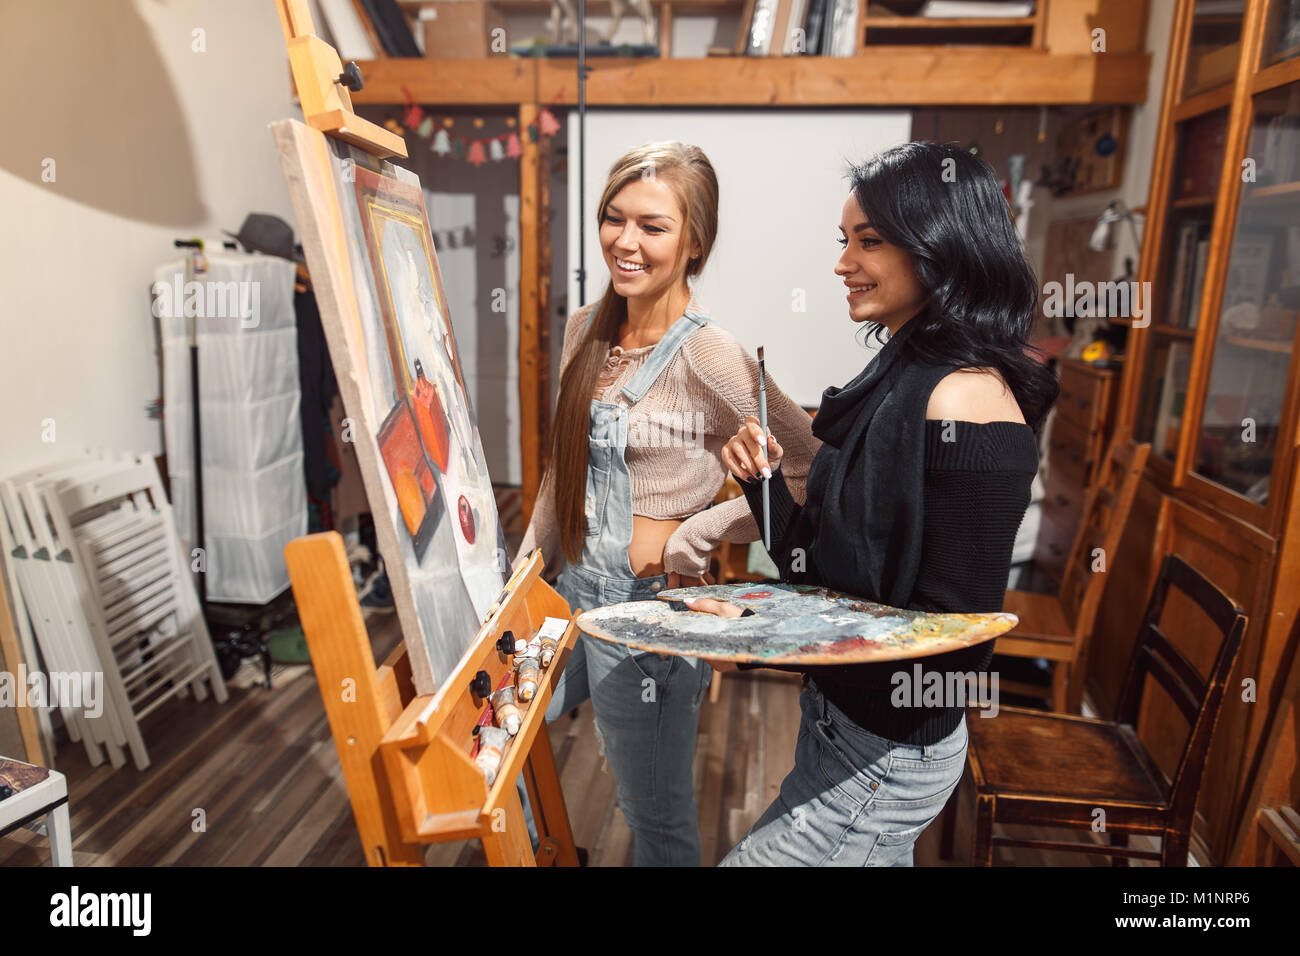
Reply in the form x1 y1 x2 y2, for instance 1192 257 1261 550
273 120 507 697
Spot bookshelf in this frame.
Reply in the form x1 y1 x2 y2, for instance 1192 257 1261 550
1086 0 1300 867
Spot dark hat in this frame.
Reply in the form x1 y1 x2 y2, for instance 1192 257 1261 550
224 213 305 264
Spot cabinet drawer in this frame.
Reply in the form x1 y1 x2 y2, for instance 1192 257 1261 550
1042 466 1084 521
1058 364 1111 431
1033 508 1078 585
1047 416 1096 486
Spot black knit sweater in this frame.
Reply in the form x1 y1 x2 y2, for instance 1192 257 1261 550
741 418 1038 745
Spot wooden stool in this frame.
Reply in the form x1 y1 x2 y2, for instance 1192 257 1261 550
0 757 72 866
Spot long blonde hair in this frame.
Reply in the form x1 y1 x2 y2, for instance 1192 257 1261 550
549 141 719 562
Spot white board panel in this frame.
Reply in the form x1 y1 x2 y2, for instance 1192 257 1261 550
567 109 912 407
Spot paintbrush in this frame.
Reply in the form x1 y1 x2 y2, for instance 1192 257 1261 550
757 346 770 552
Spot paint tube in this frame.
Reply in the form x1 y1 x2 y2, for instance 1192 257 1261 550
539 634 558 668
490 685 521 736
515 634 542 658
515 655 540 702
475 726 509 785
536 617 567 668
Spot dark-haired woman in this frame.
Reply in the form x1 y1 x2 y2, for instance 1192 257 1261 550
517 141 819 866
691 141 1057 866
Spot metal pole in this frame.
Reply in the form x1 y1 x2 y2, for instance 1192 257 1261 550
577 0 587 305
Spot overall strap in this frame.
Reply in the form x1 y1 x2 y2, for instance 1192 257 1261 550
620 305 710 404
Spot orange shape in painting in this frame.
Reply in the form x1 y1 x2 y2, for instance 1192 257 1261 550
413 360 450 473
394 467 427 534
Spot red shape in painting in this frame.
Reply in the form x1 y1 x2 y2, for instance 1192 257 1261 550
737 590 773 600
458 494 476 544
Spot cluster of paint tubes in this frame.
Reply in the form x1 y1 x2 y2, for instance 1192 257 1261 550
473 617 567 785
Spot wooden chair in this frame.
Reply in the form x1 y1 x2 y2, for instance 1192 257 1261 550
949 553 1247 866
998 437 1151 712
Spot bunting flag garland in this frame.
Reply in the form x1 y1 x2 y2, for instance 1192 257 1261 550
397 88 562 168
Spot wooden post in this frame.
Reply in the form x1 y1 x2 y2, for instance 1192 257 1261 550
519 102 552 527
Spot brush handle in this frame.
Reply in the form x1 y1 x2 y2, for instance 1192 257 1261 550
758 371 770 551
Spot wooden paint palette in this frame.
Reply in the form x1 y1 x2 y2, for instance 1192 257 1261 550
577 582 1018 665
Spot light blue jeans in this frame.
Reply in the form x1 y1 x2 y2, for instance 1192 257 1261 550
719 679 967 866
547 562 713 867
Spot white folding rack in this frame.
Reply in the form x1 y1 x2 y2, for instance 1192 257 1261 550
1 452 228 771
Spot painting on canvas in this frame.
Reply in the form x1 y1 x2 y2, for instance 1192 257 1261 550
273 119 507 696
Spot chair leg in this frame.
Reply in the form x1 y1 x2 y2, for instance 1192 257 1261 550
1110 830 1129 867
709 671 722 704
1160 829 1190 867
1051 661 1070 712
47 802 73 867
972 794 996 866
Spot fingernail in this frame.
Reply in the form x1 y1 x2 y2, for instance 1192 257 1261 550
684 597 697 607
762 467 772 479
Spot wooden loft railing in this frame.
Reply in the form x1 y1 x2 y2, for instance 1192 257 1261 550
348 49 1151 106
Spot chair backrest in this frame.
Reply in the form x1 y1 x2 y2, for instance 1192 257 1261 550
1060 437 1152 644
1115 553 1248 837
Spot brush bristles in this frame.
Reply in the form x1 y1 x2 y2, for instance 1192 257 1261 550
757 345 765 363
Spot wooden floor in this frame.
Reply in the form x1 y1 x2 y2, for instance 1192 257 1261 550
1 600 1151 866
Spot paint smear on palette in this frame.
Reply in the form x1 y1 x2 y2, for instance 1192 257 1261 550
576 582 1019 665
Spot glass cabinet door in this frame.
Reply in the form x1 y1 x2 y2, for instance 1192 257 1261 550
1191 80 1300 506
1134 108 1230 460
1262 0 1300 67
1185 0 1246 97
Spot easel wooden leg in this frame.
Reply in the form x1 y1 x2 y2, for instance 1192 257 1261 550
481 784 536 867
523 720 579 866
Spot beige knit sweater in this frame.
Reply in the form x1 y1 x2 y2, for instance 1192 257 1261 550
518 299 820 577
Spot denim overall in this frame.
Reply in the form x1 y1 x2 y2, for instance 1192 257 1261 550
546 304 715 867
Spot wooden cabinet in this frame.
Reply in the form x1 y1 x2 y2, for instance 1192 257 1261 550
1034 359 1117 586
1092 0 1300 865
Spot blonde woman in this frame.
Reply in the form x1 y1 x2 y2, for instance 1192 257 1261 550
517 142 818 865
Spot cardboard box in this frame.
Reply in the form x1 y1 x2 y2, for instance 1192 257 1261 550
418 2 507 58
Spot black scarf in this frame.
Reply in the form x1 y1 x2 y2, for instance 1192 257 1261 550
800 321 956 609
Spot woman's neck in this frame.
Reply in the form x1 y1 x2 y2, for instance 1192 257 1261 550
621 284 690 347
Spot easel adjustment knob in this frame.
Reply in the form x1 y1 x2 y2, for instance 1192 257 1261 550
497 631 516 656
470 670 492 700
337 62 364 92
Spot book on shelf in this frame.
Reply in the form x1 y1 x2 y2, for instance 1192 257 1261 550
1186 237 1211 330
919 1 1035 17
1165 221 1198 328
827 0 860 56
772 0 808 54
745 0 780 55
1179 110 1229 198
735 0 758 54
1152 342 1191 460
804 0 829 54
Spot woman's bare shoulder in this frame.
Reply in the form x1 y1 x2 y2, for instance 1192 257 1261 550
926 368 1026 424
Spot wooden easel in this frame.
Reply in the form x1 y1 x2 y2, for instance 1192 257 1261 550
286 538 579 866
276 0 579 867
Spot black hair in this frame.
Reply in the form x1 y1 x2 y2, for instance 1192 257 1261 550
848 141 1058 431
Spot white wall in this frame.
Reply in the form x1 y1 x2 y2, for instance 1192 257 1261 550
0 0 299 476
568 109 912 406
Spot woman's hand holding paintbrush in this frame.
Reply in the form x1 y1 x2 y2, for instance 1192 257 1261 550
721 415 784 484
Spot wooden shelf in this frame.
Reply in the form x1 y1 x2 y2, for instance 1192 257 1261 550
1154 325 1198 339
863 16 1038 28
349 50 1151 105
1222 335 1293 354
1172 195 1216 208
1244 180 1300 201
